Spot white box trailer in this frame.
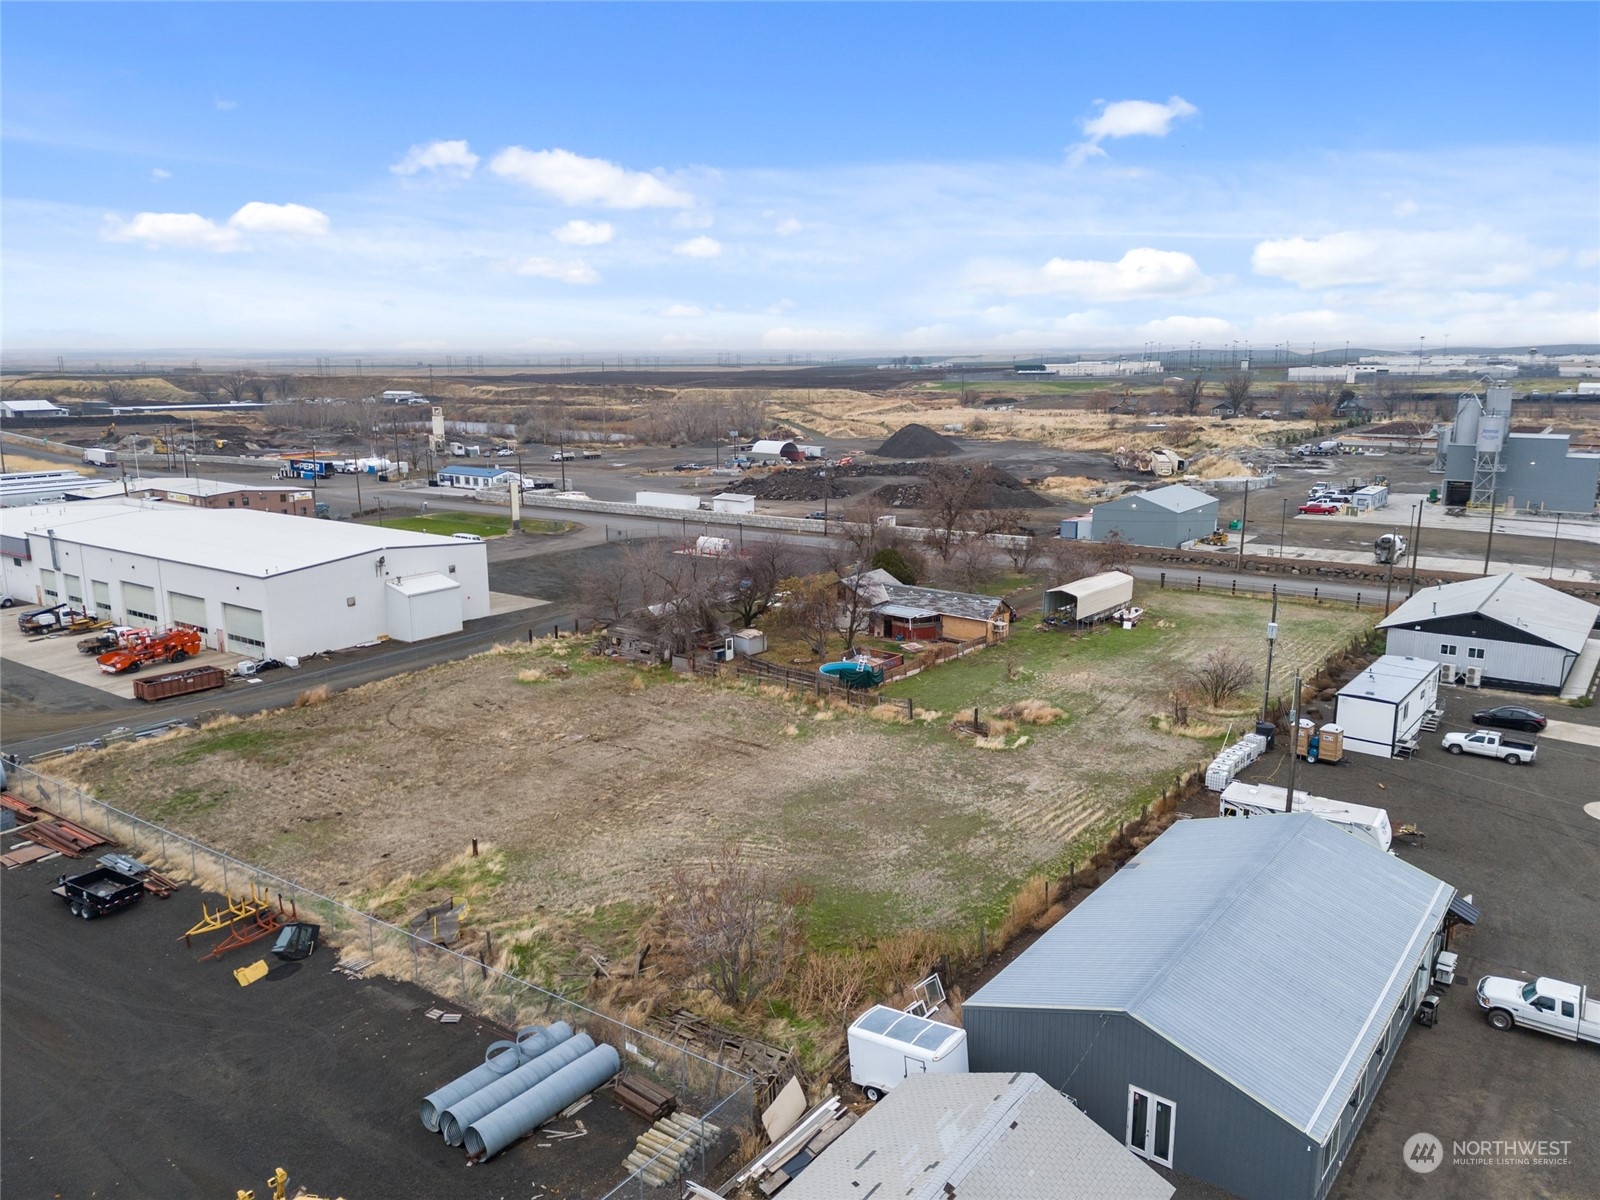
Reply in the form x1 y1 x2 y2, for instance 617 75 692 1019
1219 782 1392 853
1042 570 1134 623
636 491 701 512
81 448 118 466
1335 655 1440 758
711 492 755 515
847 1005 968 1101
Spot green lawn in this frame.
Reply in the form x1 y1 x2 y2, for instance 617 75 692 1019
371 512 571 537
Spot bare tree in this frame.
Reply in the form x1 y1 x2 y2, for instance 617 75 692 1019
1043 534 1095 583
661 845 801 1008
1178 373 1207 416
1186 647 1257 707
103 379 132 405
219 371 249 404
271 374 297 402
940 533 998 591
244 375 268 403
1222 370 1256 415
921 463 997 560
189 376 219 404
773 573 841 657
576 545 645 626
1371 376 1406 419
1091 531 1134 574
633 544 728 655
724 537 795 629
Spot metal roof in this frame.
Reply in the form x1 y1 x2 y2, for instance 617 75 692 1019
964 814 1453 1143
778 1072 1174 1200
1378 574 1599 654
842 570 1009 622
439 465 512 479
1 499 464 578
876 603 941 620
1101 483 1218 513
1337 655 1439 704
386 572 459 597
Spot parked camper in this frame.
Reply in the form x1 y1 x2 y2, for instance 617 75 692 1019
847 1005 969 1101
81 447 118 467
1218 782 1392 853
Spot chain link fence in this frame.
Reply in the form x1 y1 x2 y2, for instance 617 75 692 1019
9 763 755 1195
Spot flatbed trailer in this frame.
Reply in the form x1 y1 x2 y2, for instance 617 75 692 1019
52 867 145 919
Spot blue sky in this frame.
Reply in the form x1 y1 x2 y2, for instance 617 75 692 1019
4 2 1597 355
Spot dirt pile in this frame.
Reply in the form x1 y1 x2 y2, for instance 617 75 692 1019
722 470 857 502
872 423 963 458
873 466 1051 510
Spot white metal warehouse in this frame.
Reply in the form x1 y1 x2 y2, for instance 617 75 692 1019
1378 574 1599 693
0 500 489 658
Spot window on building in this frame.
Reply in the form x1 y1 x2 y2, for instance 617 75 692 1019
1440 643 1457 656
242 496 250 506
1467 647 1485 660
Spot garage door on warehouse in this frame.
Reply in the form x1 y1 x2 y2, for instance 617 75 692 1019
168 591 209 635
122 581 159 628
92 581 111 616
63 573 84 607
222 603 265 655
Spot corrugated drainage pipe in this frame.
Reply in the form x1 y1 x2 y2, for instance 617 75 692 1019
465 1042 622 1162
419 1036 527 1133
440 1031 591 1147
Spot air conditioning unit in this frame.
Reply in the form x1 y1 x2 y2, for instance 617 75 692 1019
1464 666 1483 688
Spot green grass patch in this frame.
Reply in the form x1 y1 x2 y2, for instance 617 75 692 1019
372 511 512 537
804 886 912 951
169 726 298 765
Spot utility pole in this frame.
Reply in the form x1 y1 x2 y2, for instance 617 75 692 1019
1261 592 1279 721
1384 524 1398 613
1278 498 1288 558
1237 482 1249 567
1284 670 1302 812
1482 492 1498 575
558 427 567 491
1408 502 1423 597
353 456 363 513
1549 512 1562 579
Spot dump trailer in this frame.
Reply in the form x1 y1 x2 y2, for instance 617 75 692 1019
78 626 135 654
133 665 227 702
53 867 144 919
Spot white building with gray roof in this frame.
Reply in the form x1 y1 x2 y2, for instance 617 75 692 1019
778 1070 1173 1200
963 813 1462 1200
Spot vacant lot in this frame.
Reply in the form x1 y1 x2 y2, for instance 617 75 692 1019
58 590 1370 977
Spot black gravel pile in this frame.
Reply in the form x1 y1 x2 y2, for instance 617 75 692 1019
871 423 963 458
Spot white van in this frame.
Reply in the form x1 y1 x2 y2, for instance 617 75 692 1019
1219 781 1392 853
451 532 484 543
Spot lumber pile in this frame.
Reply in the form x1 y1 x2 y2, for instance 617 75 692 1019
647 1009 797 1108
623 1112 721 1187
1 793 114 858
612 1073 676 1121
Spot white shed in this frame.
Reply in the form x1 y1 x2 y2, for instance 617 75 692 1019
635 491 702 511
1334 656 1441 758
384 573 463 642
711 492 755 515
732 628 767 655
1042 571 1134 623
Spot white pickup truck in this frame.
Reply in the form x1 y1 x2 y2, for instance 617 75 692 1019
1441 729 1537 764
1477 976 1600 1043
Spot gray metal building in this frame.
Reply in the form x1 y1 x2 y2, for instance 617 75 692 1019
1088 483 1219 548
1378 574 1600 693
963 815 1461 1200
1435 386 1600 512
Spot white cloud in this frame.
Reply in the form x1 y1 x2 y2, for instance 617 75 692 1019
674 236 722 258
512 256 600 285
103 201 332 251
227 201 331 237
1139 315 1237 341
1251 227 1561 290
104 211 240 251
979 248 1210 300
1392 198 1419 218
775 217 802 237
1068 96 1197 164
214 97 237 111
150 167 172 181
489 147 692 208
660 303 703 318
552 219 615 246
391 139 479 178
767 298 795 315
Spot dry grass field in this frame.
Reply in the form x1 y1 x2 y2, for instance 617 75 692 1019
56 590 1372 972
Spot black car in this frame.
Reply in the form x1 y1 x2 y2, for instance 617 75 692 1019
1471 706 1547 733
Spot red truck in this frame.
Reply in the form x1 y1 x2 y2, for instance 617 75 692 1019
97 628 203 675
132 665 227 701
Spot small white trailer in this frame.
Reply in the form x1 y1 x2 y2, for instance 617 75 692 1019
636 491 701 512
1334 655 1440 758
847 1005 968 1101
1219 781 1392 853
81 447 118 467
711 492 755 515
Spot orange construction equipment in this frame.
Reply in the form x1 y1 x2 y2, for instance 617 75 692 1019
97 627 202 675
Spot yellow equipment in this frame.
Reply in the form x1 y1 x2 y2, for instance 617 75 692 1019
233 959 270 987
234 1166 345 1200
182 884 272 941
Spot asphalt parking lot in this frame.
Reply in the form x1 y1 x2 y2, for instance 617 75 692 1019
0 858 656 1199
1234 684 1600 1200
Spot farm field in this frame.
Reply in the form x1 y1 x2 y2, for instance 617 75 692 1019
56 588 1372 982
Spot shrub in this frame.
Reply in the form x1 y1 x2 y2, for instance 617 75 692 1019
870 546 917 584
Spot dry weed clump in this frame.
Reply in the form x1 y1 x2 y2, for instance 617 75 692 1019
624 674 646 693
994 699 1065 726
987 717 1018 736
782 724 799 737
811 710 836 722
517 668 546 683
294 684 332 707
914 708 942 722
869 704 911 724
199 713 242 731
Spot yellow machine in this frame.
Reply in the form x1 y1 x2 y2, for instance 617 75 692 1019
236 1166 345 1200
